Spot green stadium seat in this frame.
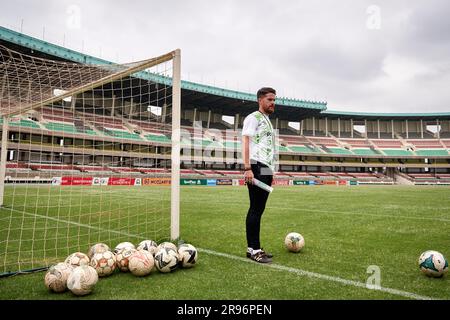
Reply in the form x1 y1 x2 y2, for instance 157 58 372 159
288 145 321 153
352 148 381 155
44 122 97 135
381 149 415 156
145 134 171 143
9 119 41 129
223 141 241 149
325 147 354 155
415 149 449 156
45 122 77 133
104 129 143 140
277 145 290 152
192 139 223 148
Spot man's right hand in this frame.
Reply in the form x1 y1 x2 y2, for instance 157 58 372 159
244 169 254 185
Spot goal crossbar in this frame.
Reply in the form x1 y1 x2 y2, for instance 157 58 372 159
2 49 176 117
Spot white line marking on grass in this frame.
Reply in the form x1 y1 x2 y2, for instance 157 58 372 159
181 196 450 222
198 248 437 301
2 207 438 300
181 199 450 223
265 206 450 223
4 208 139 238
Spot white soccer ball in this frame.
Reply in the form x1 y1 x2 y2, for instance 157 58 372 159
115 248 137 272
67 265 98 296
285 232 305 253
114 242 135 254
178 244 198 268
44 262 73 293
418 250 448 278
65 252 90 267
90 250 116 277
128 250 155 276
157 241 178 252
87 243 110 259
137 240 158 256
154 247 179 273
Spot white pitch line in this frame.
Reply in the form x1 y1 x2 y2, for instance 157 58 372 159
4 208 139 239
266 206 450 223
1 207 438 300
181 199 450 223
198 248 438 301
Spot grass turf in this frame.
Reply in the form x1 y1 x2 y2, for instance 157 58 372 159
0 185 449 300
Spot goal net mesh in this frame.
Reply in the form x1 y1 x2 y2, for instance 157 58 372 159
0 44 179 274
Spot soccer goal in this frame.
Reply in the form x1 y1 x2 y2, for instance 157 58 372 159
0 45 181 275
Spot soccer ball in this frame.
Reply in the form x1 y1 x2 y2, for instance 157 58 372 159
285 232 305 253
418 250 448 278
87 243 110 259
114 241 135 254
115 248 137 272
137 240 158 256
157 241 178 252
44 262 73 293
154 247 179 273
178 244 198 268
65 252 90 267
90 250 116 277
128 250 155 276
67 265 98 296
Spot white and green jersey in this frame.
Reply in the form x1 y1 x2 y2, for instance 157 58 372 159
242 110 275 172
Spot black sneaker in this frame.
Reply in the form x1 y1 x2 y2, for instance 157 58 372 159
246 249 273 259
261 248 273 258
247 251 272 263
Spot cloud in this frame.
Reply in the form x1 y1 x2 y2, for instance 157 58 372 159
0 0 449 113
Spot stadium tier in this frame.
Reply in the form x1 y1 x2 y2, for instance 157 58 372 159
2 110 450 182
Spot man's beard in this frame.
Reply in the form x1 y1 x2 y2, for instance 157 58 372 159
264 106 275 114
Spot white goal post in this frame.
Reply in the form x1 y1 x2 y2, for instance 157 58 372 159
0 45 181 275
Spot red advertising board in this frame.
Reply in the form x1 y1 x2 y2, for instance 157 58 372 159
108 177 135 186
273 179 289 186
61 176 93 186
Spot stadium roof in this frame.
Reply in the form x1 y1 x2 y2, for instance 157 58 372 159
0 26 326 120
1 25 449 121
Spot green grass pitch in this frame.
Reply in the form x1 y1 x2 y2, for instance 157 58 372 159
0 185 449 300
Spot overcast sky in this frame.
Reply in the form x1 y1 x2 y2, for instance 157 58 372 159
1 0 450 113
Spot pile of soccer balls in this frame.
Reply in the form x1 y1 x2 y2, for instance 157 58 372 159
284 231 448 278
44 240 198 296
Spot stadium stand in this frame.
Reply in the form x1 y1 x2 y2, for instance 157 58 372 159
194 169 223 176
287 171 316 178
407 173 439 183
28 164 80 174
75 165 114 173
278 127 299 135
5 162 33 172
1 26 449 186
1 117 41 129
208 122 231 130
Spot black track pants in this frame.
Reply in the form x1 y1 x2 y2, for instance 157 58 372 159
246 162 273 250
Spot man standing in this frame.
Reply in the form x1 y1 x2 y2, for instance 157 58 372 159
241 87 276 263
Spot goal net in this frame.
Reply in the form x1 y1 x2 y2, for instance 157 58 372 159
0 45 181 275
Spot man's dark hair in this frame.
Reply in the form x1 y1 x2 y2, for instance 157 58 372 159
257 87 276 100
